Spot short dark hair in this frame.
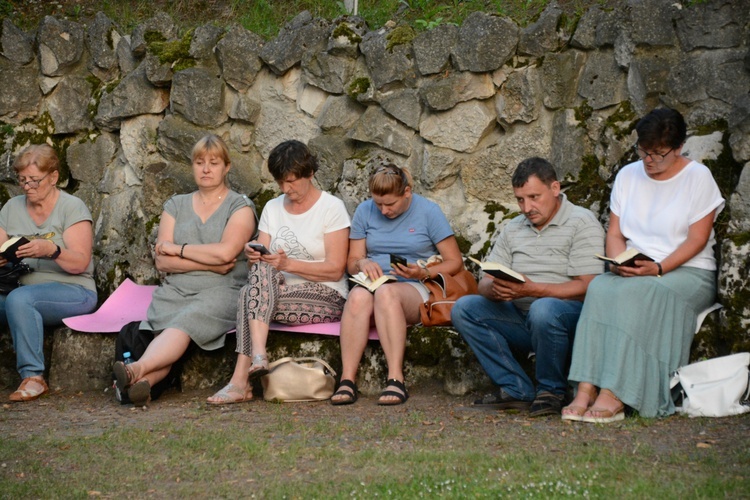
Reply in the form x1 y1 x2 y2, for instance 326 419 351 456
267 140 319 181
511 157 558 188
635 108 687 150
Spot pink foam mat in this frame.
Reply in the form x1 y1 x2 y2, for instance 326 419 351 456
63 278 379 339
62 278 157 333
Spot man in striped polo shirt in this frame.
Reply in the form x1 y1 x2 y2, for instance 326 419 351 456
452 157 605 417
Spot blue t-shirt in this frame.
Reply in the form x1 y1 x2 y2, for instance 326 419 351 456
350 193 454 281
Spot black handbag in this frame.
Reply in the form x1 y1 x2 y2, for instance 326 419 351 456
0 262 32 294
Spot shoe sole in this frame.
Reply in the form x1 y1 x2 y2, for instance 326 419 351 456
581 412 625 424
472 401 531 411
128 380 151 407
528 407 561 418
247 368 269 381
112 361 130 393
561 413 584 422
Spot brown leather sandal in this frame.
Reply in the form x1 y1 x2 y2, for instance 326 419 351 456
9 377 49 402
113 360 138 393
561 385 599 422
582 389 625 423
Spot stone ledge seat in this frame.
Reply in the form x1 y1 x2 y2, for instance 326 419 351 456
47 279 487 397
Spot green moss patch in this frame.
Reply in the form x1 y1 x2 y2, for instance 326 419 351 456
331 22 362 44
563 154 608 209
347 77 371 99
385 25 416 52
147 29 196 71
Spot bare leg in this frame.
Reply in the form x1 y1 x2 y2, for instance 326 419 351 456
129 328 191 386
331 287 374 403
373 284 423 404
249 319 269 358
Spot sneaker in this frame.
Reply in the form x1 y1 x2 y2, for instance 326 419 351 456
473 388 532 410
529 391 565 417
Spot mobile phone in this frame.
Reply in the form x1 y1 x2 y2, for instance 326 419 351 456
248 243 270 255
390 254 407 267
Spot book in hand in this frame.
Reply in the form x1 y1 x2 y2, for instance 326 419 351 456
468 256 525 283
0 236 30 264
349 271 397 292
595 248 654 267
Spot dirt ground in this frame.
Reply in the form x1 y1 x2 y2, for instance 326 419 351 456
3 382 750 459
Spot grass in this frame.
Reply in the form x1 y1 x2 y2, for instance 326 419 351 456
2 0 618 37
1 391 748 498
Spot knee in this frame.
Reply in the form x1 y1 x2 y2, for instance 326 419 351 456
451 295 483 324
526 298 571 332
5 289 35 313
346 287 373 310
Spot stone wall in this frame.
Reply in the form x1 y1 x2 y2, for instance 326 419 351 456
0 0 748 387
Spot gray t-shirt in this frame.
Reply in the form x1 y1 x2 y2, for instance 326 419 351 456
0 191 96 291
487 194 605 310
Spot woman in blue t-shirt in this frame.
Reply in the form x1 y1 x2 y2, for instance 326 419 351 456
331 161 463 406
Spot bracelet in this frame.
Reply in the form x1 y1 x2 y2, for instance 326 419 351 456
422 267 431 281
656 262 663 277
180 243 187 259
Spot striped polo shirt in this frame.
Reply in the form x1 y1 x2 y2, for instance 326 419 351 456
486 194 605 310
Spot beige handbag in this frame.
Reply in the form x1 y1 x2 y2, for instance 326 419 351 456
261 357 337 402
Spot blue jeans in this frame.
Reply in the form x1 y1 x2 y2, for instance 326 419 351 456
451 295 583 400
1 283 97 379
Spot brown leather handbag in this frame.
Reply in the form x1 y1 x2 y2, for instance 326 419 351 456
419 269 478 327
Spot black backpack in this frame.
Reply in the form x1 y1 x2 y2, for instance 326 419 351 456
113 321 181 404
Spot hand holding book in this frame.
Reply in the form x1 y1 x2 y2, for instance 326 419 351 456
0 236 31 265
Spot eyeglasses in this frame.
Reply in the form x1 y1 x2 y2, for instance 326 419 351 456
18 172 51 189
633 145 674 163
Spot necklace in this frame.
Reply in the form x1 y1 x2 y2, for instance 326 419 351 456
198 190 226 205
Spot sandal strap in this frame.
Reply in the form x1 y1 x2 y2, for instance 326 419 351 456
336 379 357 392
379 390 407 402
384 378 406 393
380 379 408 402
251 353 268 364
600 388 621 402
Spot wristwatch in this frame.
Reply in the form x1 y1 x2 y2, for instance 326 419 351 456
50 244 61 260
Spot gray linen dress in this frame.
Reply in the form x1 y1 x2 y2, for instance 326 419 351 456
141 190 253 350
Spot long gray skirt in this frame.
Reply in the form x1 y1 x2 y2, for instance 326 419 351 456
568 267 716 417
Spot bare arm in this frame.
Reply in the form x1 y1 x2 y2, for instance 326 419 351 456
155 207 255 273
389 235 464 281
10 221 93 275
259 227 350 282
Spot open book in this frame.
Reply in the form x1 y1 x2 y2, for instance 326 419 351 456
468 256 525 283
0 236 30 264
595 248 654 267
349 271 397 292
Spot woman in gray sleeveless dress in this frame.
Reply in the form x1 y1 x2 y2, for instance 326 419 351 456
113 135 256 406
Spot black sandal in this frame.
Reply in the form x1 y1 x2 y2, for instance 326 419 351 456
377 378 409 406
330 379 358 405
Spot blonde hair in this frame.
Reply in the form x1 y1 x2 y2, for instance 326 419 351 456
192 134 231 166
13 144 59 174
369 162 412 196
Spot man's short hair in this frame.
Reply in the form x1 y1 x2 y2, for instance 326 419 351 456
511 157 558 188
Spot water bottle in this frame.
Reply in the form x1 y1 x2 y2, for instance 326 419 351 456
123 352 133 365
